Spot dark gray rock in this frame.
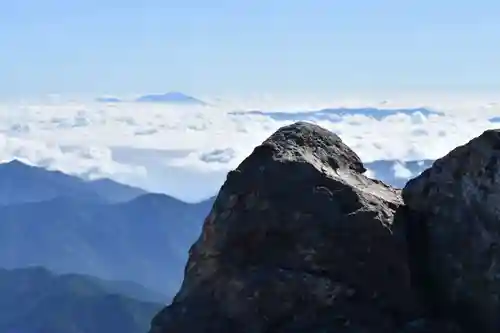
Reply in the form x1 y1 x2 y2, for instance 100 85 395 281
149 122 428 333
403 129 500 333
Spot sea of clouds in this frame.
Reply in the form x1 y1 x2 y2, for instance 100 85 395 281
1 93 499 202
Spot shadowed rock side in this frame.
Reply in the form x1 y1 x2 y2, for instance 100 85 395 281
403 129 500 333
149 122 461 333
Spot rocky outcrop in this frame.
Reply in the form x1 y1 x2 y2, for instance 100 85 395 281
149 122 473 333
403 129 500 333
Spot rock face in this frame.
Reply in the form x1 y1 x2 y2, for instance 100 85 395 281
149 121 474 333
151 122 424 333
403 129 500 333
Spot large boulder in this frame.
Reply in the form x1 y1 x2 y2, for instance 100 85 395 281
149 122 429 333
403 129 500 333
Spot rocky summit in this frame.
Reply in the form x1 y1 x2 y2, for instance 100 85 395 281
403 129 500 333
148 121 500 333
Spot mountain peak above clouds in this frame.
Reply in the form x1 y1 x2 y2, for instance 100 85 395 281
95 96 122 103
135 91 207 105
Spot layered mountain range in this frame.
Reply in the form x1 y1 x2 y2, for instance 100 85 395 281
0 160 214 297
0 267 163 333
0 160 214 333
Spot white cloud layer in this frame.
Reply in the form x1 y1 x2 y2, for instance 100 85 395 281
1 95 500 202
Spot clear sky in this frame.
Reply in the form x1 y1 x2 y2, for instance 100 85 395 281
2 0 500 98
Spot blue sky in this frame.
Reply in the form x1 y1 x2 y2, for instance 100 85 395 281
1 1 500 98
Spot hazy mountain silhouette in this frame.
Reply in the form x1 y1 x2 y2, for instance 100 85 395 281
0 159 146 204
135 91 206 105
95 96 122 103
230 107 443 121
0 267 162 333
0 192 215 296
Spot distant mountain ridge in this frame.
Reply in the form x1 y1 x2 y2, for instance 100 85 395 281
0 159 147 205
4 266 167 303
94 92 207 105
95 96 122 103
0 267 162 333
0 191 215 296
230 107 443 121
135 91 207 105
0 159 215 295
